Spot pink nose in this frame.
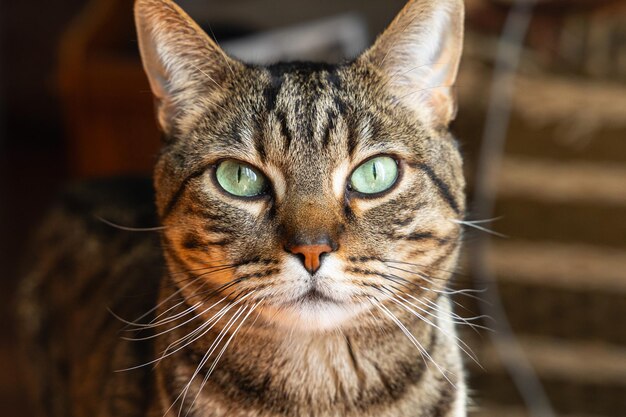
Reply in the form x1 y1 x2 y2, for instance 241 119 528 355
287 244 333 274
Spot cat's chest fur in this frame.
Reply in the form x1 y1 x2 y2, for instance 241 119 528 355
153 293 465 417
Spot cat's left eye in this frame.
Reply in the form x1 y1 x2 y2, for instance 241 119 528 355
215 160 267 198
350 156 399 195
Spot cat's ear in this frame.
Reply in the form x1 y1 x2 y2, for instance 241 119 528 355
360 0 464 130
134 0 237 135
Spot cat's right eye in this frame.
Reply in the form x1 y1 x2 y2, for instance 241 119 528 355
349 156 399 196
215 160 268 198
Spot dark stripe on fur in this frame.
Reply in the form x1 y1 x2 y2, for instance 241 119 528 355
326 70 342 90
263 69 284 113
276 111 292 150
392 217 414 227
188 330 434 415
427 241 460 272
405 231 436 241
322 109 336 148
253 131 267 163
182 233 204 250
204 224 235 235
184 206 222 221
414 163 461 215
346 118 359 158
404 231 451 246
421 362 456 417
161 168 206 220
302 99 316 145
333 95 348 117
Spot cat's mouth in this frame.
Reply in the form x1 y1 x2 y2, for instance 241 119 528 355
265 283 365 331
278 286 344 308
296 288 337 305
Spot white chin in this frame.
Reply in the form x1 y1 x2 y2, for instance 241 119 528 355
266 301 361 332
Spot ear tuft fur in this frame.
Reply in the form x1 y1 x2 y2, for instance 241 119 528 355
134 0 238 134
360 0 464 130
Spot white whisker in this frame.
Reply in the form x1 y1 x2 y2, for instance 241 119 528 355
184 299 262 417
122 297 227 342
96 216 166 232
371 298 456 388
389 293 482 369
162 292 251 355
121 301 200 331
174 303 250 417
450 218 508 238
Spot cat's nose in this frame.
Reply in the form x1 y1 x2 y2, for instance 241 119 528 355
285 239 335 274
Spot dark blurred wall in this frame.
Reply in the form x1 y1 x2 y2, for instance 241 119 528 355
1 0 88 146
1 2 92 414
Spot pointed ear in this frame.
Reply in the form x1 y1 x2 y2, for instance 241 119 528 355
360 0 464 130
134 0 237 135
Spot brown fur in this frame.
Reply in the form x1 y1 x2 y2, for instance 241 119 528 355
20 0 467 416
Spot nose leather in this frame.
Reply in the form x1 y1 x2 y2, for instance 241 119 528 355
287 244 333 274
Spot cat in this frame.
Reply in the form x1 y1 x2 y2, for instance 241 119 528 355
19 0 467 416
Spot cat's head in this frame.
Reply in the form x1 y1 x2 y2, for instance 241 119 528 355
135 0 465 332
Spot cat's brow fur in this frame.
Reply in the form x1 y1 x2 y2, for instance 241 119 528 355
20 0 468 416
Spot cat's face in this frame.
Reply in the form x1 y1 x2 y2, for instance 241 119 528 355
136 0 465 332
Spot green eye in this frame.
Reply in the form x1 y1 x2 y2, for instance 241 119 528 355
215 160 267 197
350 156 398 195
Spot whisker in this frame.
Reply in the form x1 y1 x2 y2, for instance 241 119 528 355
142 279 243 333
96 216 166 232
161 291 249 356
184 299 262 417
385 265 448 285
120 301 201 331
385 290 482 368
383 267 487 299
115 291 252 372
371 298 456 388
382 259 466 277
379 271 489 320
450 218 508 238
206 23 236 77
382 282 489 332
396 84 452 102
461 216 503 224
408 292 494 332
173 302 250 417
113 265 239 330
111 273 208 330
187 63 228 112
121 296 228 341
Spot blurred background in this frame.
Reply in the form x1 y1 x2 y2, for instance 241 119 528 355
1 0 625 416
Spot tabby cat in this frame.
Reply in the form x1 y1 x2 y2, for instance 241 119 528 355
19 0 468 416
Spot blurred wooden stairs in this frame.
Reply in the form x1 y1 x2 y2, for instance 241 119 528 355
456 1 626 415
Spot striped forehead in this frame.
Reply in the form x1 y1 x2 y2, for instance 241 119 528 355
180 61 427 175
260 62 346 155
